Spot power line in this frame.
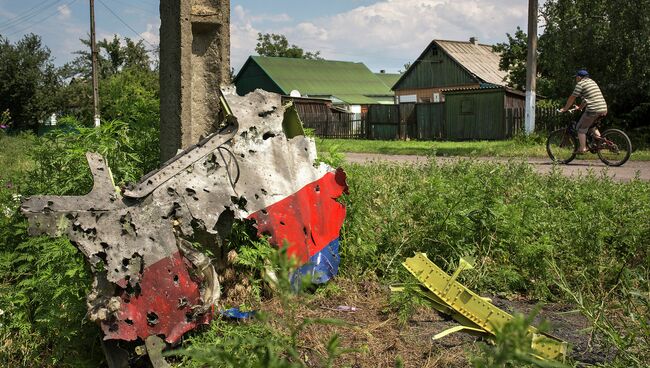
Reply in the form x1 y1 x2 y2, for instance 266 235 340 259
109 0 155 14
4 0 79 37
96 0 156 49
0 0 64 33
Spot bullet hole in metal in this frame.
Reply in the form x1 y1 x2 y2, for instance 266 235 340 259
126 282 142 297
173 275 179 286
258 107 277 118
96 251 108 264
146 312 159 326
163 202 181 219
203 153 220 174
231 196 247 211
125 319 134 325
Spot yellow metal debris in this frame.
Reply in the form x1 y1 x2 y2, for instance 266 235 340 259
402 252 568 362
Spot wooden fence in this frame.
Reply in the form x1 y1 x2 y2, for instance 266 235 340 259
297 104 567 140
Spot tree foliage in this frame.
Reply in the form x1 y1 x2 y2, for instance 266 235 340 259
496 0 650 129
492 27 529 90
57 35 158 127
255 33 322 60
60 35 152 80
0 34 60 132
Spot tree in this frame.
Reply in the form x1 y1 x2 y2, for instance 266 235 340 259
58 35 156 123
492 27 528 90
0 34 60 131
496 0 650 129
399 61 412 73
539 0 650 121
61 35 152 80
255 33 322 60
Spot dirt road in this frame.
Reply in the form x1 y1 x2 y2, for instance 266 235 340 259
343 153 650 182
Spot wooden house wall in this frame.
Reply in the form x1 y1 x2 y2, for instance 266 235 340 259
444 90 506 140
394 46 476 90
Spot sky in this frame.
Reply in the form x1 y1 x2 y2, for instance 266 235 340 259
0 0 530 73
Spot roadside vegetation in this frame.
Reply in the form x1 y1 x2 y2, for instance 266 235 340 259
1 125 648 366
317 136 650 161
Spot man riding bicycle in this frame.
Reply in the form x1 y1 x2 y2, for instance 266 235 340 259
559 69 608 154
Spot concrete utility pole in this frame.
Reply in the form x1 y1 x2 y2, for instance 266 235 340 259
524 0 538 134
90 0 101 127
159 0 231 162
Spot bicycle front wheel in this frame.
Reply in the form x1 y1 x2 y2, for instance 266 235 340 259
546 129 577 164
597 129 632 166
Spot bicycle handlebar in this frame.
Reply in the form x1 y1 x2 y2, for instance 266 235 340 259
557 105 580 113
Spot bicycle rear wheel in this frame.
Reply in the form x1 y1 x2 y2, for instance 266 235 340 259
597 129 632 166
546 129 577 164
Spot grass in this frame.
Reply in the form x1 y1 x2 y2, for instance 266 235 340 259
316 137 650 161
1 132 649 367
0 133 36 181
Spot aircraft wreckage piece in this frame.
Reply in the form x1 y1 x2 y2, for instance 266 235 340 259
400 253 568 362
21 89 348 349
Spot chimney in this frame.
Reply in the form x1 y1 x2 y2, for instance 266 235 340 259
470 37 478 45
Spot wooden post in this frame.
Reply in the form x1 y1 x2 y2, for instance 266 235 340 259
89 0 100 127
524 0 538 134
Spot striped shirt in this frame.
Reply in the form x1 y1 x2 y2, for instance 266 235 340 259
572 77 607 113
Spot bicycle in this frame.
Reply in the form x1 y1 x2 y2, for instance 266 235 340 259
546 108 632 166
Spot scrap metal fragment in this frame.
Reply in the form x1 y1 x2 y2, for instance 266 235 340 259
20 89 348 361
401 253 568 362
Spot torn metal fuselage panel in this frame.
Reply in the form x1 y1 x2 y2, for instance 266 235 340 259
402 253 568 362
20 89 348 345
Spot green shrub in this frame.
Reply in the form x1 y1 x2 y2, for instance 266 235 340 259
340 160 650 301
0 114 160 367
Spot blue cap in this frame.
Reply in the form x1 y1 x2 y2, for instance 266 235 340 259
576 69 589 77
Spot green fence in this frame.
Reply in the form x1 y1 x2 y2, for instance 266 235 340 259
298 104 564 140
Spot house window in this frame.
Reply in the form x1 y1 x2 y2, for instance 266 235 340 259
433 93 441 103
461 99 474 114
399 95 417 103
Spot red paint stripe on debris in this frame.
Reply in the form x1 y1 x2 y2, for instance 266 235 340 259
248 168 348 261
101 251 211 343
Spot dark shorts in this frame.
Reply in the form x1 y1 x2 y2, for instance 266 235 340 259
577 111 607 134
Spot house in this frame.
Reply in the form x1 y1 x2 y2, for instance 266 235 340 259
234 56 396 115
392 37 526 139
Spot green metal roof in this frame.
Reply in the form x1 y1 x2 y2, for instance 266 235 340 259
236 56 394 101
374 73 402 90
